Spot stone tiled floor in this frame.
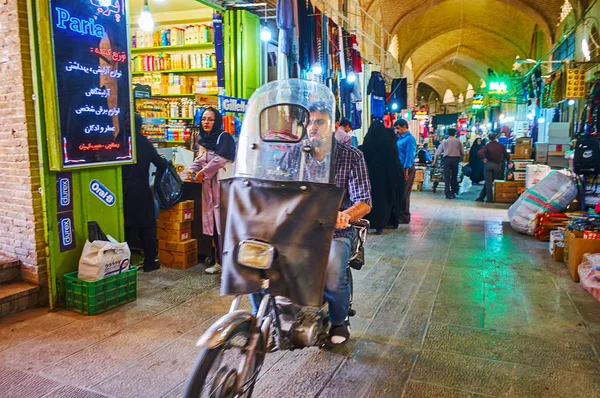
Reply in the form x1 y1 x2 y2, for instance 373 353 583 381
2 186 600 397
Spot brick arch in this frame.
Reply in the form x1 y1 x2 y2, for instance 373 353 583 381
421 63 484 90
427 70 470 95
411 43 514 82
398 25 530 72
417 54 490 84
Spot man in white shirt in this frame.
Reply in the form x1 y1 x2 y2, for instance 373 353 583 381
434 129 465 199
334 118 353 145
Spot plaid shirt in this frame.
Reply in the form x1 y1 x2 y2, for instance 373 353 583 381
333 142 372 238
276 141 371 238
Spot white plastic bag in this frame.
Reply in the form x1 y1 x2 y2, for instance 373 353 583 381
578 253 600 301
78 235 131 282
508 171 577 235
525 164 551 188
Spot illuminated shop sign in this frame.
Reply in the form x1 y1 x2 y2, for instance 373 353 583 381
472 94 485 109
50 0 133 168
488 81 508 95
413 110 429 121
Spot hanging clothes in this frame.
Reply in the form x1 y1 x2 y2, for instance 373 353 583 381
213 13 225 87
368 71 386 119
276 0 293 79
350 34 362 73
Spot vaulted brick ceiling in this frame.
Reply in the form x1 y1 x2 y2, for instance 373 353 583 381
362 0 591 96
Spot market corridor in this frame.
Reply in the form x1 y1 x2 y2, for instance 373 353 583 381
2 192 600 397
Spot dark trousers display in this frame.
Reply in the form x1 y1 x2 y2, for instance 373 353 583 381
478 161 502 202
443 156 461 197
397 165 415 223
125 225 157 269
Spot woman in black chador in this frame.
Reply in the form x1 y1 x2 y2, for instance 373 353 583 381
469 137 485 185
361 120 401 235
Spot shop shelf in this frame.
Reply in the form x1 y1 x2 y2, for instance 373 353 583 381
131 43 215 53
64 267 138 315
166 117 194 120
153 94 196 98
132 68 216 75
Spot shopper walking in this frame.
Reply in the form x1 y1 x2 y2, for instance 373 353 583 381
476 132 510 203
434 129 464 199
122 113 168 273
334 118 353 145
361 120 401 234
392 119 417 224
469 137 485 185
418 143 432 164
187 107 236 274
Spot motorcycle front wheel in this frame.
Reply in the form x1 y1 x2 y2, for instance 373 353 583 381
184 320 264 398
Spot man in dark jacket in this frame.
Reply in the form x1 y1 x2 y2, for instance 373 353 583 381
476 132 510 203
122 114 168 272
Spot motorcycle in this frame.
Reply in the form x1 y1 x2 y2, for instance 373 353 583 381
183 79 369 398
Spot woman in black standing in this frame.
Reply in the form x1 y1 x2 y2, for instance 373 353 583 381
469 137 485 185
122 113 168 272
361 120 401 235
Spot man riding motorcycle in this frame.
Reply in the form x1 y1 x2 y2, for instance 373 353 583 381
250 100 372 345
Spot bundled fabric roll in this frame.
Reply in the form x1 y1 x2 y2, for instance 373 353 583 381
508 171 577 235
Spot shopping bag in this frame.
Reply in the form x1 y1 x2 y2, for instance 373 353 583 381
78 235 131 282
154 161 184 209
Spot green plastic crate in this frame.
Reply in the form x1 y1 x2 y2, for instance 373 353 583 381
64 267 138 315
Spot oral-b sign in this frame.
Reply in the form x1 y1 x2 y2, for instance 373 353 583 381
89 179 115 206
220 96 248 113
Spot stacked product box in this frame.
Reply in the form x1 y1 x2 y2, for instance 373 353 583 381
514 138 533 159
547 123 572 168
157 200 198 269
505 159 534 181
493 180 526 203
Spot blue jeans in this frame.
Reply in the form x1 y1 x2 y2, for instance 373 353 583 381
250 236 352 326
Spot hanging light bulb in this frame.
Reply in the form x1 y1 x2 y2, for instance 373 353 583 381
538 117 546 123
391 103 398 110
346 72 357 83
138 0 154 32
313 63 323 75
568 99 575 106
260 25 272 42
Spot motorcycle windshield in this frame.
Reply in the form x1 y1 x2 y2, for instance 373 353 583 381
235 79 336 184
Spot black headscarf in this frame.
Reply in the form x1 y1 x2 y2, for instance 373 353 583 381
362 120 397 160
196 107 236 161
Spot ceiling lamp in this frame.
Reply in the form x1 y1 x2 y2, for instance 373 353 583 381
260 25 272 42
138 0 154 32
312 63 323 75
346 72 357 83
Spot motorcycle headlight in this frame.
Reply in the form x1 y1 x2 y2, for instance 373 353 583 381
237 240 275 269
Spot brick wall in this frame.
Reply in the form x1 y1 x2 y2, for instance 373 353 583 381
0 0 47 287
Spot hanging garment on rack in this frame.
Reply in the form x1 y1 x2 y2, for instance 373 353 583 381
390 78 407 110
290 0 300 78
351 104 362 130
368 71 386 97
350 34 362 73
277 0 293 56
315 7 324 75
342 29 353 77
213 13 225 87
297 0 309 72
371 96 386 118
338 27 346 79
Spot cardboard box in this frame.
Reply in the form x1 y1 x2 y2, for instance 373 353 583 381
157 225 191 243
159 208 194 223
564 230 600 282
415 169 425 182
516 138 533 147
494 192 520 203
514 145 532 158
170 200 195 211
536 143 548 164
553 244 565 262
156 220 191 230
158 238 198 252
494 180 525 192
159 248 198 269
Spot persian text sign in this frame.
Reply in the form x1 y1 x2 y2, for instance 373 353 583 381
50 0 133 168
